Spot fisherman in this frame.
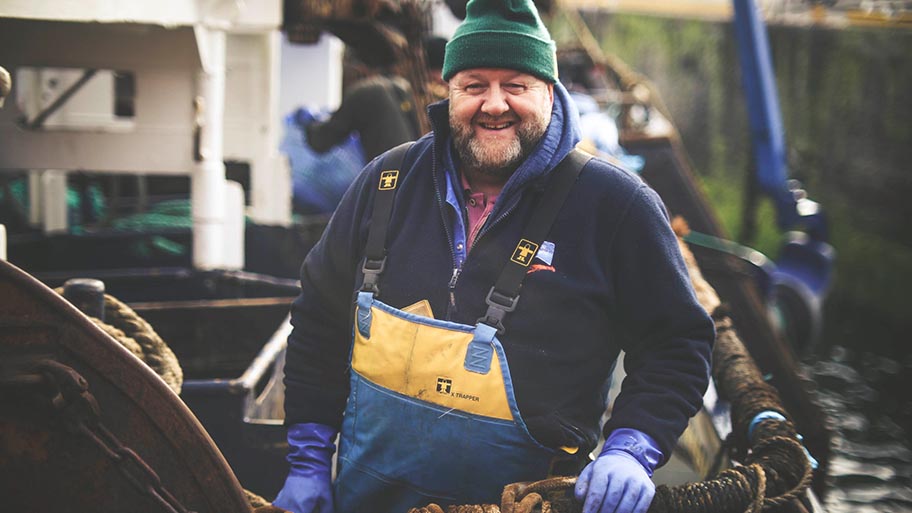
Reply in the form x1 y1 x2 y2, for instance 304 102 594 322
275 1 714 513
301 51 421 162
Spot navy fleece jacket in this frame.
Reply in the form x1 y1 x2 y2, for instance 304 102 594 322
284 82 714 460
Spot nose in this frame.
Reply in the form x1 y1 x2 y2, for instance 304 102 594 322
480 84 509 117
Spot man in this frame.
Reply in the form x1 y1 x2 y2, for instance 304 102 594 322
275 1 714 513
303 54 421 162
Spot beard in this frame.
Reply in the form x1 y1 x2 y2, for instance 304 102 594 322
450 102 552 181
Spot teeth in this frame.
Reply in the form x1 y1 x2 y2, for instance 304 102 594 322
481 122 512 129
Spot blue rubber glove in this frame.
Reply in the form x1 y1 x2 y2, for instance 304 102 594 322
574 428 662 513
273 423 337 513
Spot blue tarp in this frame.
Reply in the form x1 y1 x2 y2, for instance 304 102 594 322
280 108 366 215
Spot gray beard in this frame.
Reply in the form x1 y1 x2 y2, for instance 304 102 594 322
450 108 551 181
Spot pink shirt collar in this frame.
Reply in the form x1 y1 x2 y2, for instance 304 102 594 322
460 171 500 251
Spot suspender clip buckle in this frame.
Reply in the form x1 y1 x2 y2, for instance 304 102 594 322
360 256 387 294
478 287 520 335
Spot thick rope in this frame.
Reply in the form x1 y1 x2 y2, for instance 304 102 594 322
55 285 284 513
744 463 767 513
56 288 183 394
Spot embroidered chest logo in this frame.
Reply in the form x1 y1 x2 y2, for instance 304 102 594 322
436 377 452 394
379 170 399 190
511 239 539 266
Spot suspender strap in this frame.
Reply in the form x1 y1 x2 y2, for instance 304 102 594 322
479 149 592 334
361 141 414 294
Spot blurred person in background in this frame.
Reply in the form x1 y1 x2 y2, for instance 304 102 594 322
302 51 420 162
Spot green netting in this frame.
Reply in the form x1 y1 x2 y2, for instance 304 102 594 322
110 199 193 231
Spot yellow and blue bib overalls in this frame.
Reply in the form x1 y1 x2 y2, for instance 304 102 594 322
334 145 590 513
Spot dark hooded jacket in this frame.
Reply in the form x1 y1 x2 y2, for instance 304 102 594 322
305 75 421 162
285 82 714 460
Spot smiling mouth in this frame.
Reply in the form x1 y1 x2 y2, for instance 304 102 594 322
477 120 516 130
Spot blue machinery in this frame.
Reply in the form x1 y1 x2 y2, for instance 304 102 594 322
715 0 835 350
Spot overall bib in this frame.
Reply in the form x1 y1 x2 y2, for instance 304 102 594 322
333 145 590 513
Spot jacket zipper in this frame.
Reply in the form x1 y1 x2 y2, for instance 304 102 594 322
448 267 461 316
433 137 528 319
446 192 523 320
430 142 462 320
472 198 521 249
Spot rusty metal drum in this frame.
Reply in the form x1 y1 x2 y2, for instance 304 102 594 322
0 258 252 513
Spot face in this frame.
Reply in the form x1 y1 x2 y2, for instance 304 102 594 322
449 68 554 180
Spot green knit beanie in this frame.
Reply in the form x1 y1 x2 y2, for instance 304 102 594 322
442 0 557 83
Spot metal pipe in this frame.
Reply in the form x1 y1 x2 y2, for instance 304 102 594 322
191 28 229 270
62 278 106 321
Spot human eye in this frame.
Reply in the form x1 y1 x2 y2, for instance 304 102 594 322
463 83 485 94
504 82 528 94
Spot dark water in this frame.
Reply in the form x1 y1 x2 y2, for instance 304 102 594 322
802 346 912 512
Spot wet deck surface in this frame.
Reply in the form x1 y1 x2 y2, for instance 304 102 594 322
802 349 912 513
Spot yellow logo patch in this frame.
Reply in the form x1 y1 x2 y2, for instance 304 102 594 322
379 170 399 190
511 239 539 266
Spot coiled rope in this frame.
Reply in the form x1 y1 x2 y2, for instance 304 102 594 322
55 288 183 395
406 218 814 513
56 286 287 512
646 312 813 513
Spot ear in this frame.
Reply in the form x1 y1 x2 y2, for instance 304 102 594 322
547 83 554 106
